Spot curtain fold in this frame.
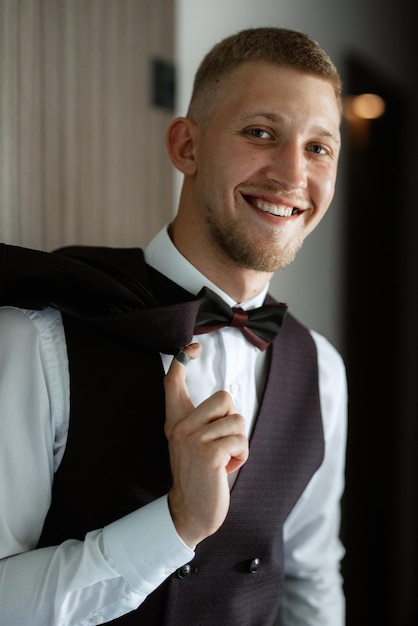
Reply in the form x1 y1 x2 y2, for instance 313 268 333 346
0 0 174 251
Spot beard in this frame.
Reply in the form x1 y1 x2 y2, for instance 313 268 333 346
205 210 304 273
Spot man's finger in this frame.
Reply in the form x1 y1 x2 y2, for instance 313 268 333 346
164 342 201 428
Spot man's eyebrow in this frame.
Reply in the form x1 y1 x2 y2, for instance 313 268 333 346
240 111 284 123
313 125 341 145
239 111 341 144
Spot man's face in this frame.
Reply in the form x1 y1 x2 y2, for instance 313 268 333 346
190 61 341 273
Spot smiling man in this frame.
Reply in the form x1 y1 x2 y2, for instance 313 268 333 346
0 28 347 625
168 59 341 289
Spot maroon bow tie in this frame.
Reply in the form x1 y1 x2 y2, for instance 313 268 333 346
193 287 287 351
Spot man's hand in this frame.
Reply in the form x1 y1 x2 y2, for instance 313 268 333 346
164 343 249 548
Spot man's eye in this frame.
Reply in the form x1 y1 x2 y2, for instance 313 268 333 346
308 144 327 155
247 128 271 139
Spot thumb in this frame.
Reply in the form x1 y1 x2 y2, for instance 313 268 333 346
164 342 201 432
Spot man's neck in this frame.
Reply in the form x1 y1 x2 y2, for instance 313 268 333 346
168 223 272 304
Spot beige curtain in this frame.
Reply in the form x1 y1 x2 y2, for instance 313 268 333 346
0 0 174 251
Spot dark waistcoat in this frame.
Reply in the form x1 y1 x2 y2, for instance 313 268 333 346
0 243 324 625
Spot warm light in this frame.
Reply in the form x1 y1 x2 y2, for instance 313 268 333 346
347 93 386 120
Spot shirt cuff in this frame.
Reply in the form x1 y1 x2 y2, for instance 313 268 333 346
102 495 195 594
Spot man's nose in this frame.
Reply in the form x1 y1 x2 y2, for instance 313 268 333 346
265 142 308 191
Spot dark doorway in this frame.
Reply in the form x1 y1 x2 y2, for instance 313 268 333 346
341 55 417 626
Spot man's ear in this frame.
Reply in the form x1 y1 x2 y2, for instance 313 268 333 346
165 117 198 175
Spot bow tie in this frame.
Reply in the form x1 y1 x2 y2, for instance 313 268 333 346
193 287 287 351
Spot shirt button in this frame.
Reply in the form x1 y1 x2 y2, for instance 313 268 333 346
249 557 261 573
229 383 240 394
177 563 192 579
91 616 104 625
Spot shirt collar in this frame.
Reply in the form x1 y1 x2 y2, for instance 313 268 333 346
144 225 269 310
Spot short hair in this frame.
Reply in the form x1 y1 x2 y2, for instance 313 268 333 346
187 27 342 122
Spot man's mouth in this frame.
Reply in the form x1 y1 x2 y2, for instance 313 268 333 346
247 196 300 217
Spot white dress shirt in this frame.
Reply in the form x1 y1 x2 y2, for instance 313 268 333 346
0 226 347 625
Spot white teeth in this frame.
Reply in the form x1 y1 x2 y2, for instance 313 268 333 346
254 199 294 217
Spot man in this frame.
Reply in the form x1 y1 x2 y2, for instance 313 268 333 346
0 27 347 625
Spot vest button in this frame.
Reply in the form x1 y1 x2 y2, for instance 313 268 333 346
177 563 192 579
249 557 261 573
